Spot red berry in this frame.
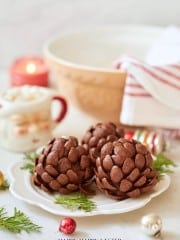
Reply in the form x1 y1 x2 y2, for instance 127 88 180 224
59 217 76 235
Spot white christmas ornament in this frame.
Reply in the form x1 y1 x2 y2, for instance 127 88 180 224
141 213 162 238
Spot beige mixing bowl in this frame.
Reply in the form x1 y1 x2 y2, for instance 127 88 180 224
43 25 162 123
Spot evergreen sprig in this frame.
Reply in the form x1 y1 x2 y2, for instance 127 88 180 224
21 152 39 174
152 152 176 177
55 192 96 212
0 180 9 191
0 207 41 233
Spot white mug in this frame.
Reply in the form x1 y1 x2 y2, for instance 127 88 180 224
0 85 67 152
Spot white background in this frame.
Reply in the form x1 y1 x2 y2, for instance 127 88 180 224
0 0 180 68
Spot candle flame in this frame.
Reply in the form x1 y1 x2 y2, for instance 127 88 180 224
26 63 37 74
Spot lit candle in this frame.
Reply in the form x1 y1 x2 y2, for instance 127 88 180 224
10 56 49 87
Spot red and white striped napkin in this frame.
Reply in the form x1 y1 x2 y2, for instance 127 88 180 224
114 55 180 130
113 26 180 138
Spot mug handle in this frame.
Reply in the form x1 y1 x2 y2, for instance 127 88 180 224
52 96 68 123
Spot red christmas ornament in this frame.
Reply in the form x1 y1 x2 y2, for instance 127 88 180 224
59 217 76 235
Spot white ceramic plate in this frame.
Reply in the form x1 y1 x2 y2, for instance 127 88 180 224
8 161 170 217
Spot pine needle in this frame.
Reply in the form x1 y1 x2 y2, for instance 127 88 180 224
152 152 176 178
21 152 39 174
0 180 9 191
55 192 96 212
0 207 41 233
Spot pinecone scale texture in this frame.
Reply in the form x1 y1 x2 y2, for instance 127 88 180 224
95 138 158 200
33 137 94 194
82 122 124 164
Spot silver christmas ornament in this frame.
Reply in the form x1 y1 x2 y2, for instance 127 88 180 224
141 213 162 238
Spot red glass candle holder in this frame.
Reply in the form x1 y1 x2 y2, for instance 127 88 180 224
10 56 49 87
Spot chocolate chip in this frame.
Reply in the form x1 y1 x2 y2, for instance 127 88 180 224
68 147 79 163
97 166 106 179
101 142 114 159
127 168 140 182
127 188 141 198
45 165 59 177
33 172 41 186
35 163 44 175
89 148 99 163
59 187 70 194
89 136 98 148
51 138 65 157
147 170 157 178
140 177 158 193
41 184 52 193
93 127 105 138
119 179 133 192
145 152 153 167
122 158 135 174
140 184 154 193
96 138 106 151
134 176 146 187
49 180 61 190
46 151 59 167
64 137 78 153
110 166 123 183
103 155 113 171
123 142 136 157
58 157 71 173
112 154 124 167
80 155 91 170
135 154 146 170
96 157 101 168
142 168 151 176
101 178 116 190
57 174 69 185
66 183 78 191
114 144 132 159
41 172 53 183
107 135 118 142
66 169 79 183
135 143 148 154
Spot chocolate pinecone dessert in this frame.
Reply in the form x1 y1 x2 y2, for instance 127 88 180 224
82 122 124 164
95 138 158 200
33 137 94 194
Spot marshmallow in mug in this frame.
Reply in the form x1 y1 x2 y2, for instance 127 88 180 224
0 85 67 152
2 85 45 102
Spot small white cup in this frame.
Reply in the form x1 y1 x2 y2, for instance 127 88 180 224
0 85 67 152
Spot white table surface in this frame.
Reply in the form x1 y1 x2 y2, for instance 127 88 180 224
0 72 180 240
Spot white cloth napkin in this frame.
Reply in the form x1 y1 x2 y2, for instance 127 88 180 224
114 26 180 130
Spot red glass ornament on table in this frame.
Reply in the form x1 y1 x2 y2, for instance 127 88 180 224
59 217 76 235
10 56 49 87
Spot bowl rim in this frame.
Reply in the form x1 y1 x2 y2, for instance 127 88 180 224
43 24 164 73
